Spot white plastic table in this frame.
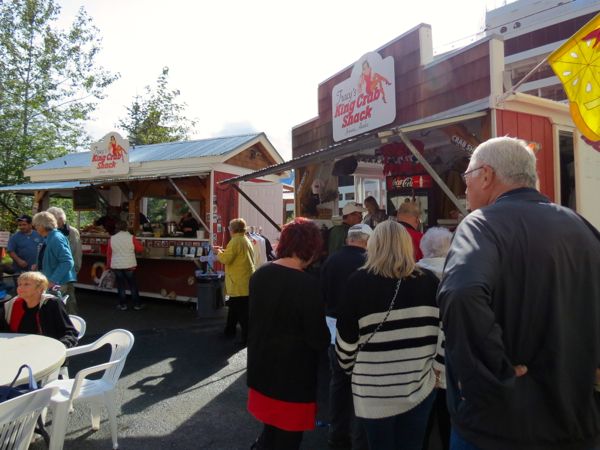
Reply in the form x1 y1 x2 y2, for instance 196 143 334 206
0 333 66 386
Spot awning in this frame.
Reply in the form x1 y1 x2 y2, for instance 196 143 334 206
81 172 209 184
219 110 486 185
0 181 87 193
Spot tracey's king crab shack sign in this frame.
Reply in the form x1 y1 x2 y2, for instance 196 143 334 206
332 51 396 142
90 132 130 177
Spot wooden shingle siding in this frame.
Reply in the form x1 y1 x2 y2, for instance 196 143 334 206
292 26 493 159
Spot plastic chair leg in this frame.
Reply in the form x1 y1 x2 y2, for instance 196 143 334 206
90 402 101 430
59 366 69 379
49 400 71 450
105 391 119 449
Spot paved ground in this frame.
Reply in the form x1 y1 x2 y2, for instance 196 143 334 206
30 288 443 450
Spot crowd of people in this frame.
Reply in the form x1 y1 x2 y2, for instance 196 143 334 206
3 136 600 450
225 137 600 450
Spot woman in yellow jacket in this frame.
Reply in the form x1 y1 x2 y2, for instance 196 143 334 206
214 218 255 344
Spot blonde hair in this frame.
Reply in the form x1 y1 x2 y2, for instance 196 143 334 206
18 272 49 292
363 221 416 279
364 196 379 210
229 218 247 234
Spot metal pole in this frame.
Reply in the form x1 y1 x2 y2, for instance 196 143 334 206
498 57 549 103
394 128 469 217
230 184 282 232
166 177 210 234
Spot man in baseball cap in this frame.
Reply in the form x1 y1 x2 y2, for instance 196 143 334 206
328 202 368 255
7 213 42 273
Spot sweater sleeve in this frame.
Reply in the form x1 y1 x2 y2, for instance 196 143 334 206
43 296 78 348
301 278 330 352
438 216 516 408
132 236 144 253
69 230 82 274
335 273 361 374
106 240 113 268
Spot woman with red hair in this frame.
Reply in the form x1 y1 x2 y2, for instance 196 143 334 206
247 218 330 450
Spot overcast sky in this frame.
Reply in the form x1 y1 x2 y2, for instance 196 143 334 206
57 0 492 160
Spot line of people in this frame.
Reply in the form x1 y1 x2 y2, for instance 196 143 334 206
221 136 600 450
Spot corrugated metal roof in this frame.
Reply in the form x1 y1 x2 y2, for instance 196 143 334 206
0 181 85 192
27 133 263 171
82 173 208 183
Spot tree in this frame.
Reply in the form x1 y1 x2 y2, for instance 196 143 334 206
117 67 197 146
0 0 119 230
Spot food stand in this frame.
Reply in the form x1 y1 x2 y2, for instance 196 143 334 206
0 132 288 301
219 24 600 231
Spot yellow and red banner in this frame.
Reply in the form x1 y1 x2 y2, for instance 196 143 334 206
549 12 600 148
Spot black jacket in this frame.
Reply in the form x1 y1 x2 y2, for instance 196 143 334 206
438 188 600 450
1 294 78 349
321 245 367 318
247 263 330 403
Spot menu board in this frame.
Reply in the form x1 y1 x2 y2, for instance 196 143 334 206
73 188 98 211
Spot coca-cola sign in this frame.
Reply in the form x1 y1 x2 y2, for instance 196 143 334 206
387 175 433 190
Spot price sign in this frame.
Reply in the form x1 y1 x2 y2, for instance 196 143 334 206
0 231 9 247
199 255 219 262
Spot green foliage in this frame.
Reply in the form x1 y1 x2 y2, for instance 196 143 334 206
0 0 119 230
117 67 197 146
48 197 96 229
146 198 167 224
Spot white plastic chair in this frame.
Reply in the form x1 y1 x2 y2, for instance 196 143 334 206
58 315 87 380
46 329 134 450
0 386 57 450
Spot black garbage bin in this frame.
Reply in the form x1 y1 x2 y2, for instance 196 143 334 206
196 274 226 319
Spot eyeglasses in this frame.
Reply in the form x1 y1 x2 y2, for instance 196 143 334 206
461 166 484 182
351 212 363 218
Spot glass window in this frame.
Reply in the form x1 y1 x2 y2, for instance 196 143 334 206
345 193 355 201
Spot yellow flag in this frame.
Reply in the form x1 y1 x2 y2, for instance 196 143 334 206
549 12 600 144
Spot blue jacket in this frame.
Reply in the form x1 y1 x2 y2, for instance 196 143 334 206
39 229 76 286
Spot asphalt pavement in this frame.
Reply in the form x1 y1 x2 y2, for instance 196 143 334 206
29 287 442 450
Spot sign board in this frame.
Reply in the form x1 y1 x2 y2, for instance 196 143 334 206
199 255 220 262
332 51 396 142
386 175 433 190
0 231 9 247
90 132 130 177
73 188 99 211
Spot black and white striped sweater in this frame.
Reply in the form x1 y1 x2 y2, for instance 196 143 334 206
336 268 445 419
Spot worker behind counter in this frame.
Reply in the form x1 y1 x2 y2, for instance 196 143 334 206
178 212 199 238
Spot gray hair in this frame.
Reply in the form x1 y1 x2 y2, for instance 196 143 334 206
347 232 369 245
46 207 66 222
471 137 538 188
397 201 421 218
420 227 453 258
32 212 58 231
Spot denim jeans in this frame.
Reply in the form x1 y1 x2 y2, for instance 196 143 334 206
450 429 598 450
361 388 437 450
113 269 140 307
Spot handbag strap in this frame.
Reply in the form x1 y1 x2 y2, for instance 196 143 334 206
0 364 36 402
353 279 402 362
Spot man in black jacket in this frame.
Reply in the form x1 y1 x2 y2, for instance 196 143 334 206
438 137 600 450
321 223 371 450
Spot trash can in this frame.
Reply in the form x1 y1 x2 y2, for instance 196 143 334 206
196 275 227 319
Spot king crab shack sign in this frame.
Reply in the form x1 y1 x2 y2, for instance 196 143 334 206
332 51 396 142
90 132 130 177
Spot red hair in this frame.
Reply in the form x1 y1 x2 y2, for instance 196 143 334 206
276 218 322 263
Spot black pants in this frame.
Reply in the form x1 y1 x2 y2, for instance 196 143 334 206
422 388 450 450
256 423 303 450
224 296 249 340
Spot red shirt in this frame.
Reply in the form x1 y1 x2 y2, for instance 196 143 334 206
398 221 424 261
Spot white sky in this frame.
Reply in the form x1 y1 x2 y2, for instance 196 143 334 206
56 0 492 160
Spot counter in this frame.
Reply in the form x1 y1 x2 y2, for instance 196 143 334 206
78 234 210 301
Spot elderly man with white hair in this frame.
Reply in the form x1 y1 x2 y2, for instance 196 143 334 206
32 212 77 313
438 137 600 450
47 207 81 314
